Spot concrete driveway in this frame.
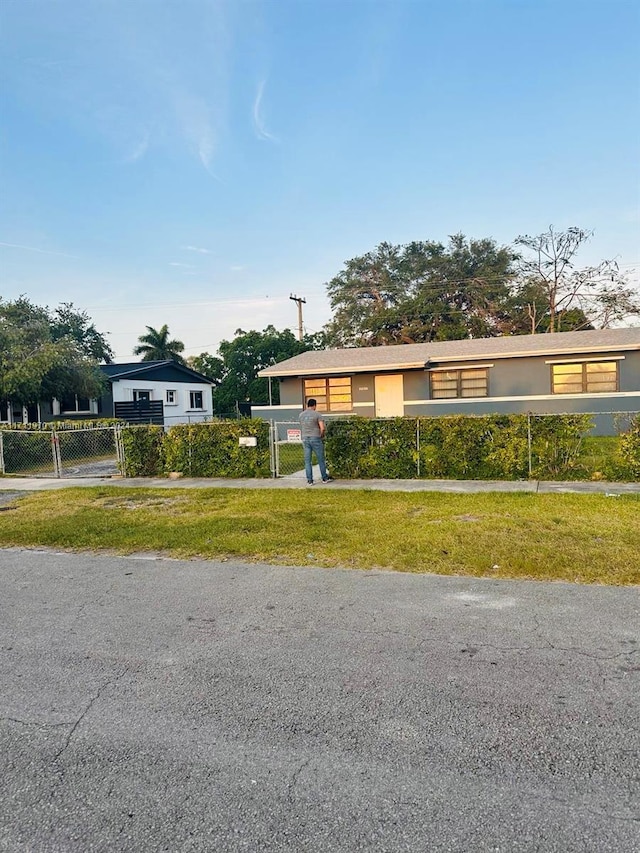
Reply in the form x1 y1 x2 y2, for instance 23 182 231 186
1 549 638 852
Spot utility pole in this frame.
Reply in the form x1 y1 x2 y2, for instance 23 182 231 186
289 294 306 341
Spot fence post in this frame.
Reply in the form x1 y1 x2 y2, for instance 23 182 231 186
416 418 420 478
0 432 4 475
527 413 533 479
51 428 62 478
114 425 125 477
270 420 278 478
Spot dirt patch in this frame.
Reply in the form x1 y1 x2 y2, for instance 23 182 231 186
0 492 27 510
97 496 187 511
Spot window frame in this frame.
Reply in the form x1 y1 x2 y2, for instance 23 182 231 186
551 361 619 395
189 390 204 410
60 394 93 414
429 367 489 400
303 376 353 412
165 389 177 405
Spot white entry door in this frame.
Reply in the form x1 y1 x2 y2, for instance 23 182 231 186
374 374 404 417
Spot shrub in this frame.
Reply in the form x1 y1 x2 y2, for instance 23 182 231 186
325 413 594 480
120 426 164 476
162 420 271 478
119 420 272 478
528 414 593 479
614 415 640 481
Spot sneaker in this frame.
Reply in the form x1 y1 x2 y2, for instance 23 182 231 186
322 477 334 483
307 480 314 485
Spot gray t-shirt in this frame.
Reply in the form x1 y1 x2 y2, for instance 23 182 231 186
299 409 324 438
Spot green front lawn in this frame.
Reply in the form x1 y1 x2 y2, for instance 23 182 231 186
0 487 638 585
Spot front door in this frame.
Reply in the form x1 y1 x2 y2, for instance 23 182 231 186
374 374 404 417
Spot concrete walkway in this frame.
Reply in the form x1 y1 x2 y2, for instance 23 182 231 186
0 473 638 494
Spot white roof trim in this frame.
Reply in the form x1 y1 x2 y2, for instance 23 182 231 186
545 356 625 364
429 363 494 372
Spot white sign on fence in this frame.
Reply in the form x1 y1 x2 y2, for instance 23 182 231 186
238 436 257 447
286 429 302 442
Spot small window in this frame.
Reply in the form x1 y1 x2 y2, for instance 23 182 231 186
552 362 618 394
190 390 203 409
133 390 151 402
166 389 177 405
303 377 352 412
430 368 488 399
61 395 92 413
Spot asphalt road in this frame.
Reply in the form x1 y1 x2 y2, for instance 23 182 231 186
1 549 638 853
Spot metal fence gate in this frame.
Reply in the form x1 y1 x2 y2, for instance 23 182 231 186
272 420 306 477
0 426 124 478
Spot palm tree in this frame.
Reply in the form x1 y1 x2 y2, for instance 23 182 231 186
133 324 186 364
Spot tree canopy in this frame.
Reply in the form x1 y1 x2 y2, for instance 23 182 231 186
0 297 111 406
323 228 639 345
133 324 186 363
190 326 318 414
324 235 518 346
513 226 639 333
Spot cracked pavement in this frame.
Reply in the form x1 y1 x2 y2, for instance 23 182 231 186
1 549 638 852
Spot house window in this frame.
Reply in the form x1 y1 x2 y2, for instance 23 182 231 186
303 377 352 412
133 390 151 402
552 361 618 394
61 394 92 413
190 390 204 409
166 389 177 405
430 368 488 399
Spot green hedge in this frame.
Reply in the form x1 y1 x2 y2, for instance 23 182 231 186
121 420 272 478
163 420 271 477
324 414 594 480
613 414 640 480
120 426 164 477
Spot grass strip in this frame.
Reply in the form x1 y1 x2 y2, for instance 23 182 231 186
0 487 638 585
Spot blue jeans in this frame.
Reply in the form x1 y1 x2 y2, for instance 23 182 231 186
303 437 328 482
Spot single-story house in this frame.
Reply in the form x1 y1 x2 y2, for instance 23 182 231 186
255 328 640 433
1 361 214 426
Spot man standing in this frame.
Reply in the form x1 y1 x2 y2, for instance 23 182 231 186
299 398 333 484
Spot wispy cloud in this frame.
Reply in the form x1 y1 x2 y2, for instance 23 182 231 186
182 245 213 254
0 240 78 258
169 262 195 268
230 265 245 272
172 89 220 177
125 131 151 163
252 79 278 142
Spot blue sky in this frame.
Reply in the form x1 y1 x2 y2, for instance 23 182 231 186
1 0 639 362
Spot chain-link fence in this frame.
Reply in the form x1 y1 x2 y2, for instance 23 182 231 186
269 411 639 480
272 421 306 477
0 426 122 478
1 413 637 480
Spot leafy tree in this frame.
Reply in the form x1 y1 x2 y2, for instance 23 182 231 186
188 353 225 385
50 302 114 362
191 326 318 415
324 235 518 346
0 297 108 406
133 324 186 363
505 280 594 334
514 226 639 332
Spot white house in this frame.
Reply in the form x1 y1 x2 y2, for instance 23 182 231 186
96 361 215 425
